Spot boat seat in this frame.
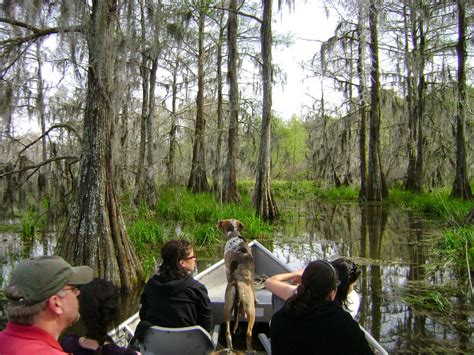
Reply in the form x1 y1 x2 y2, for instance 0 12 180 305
140 324 220 355
258 333 272 355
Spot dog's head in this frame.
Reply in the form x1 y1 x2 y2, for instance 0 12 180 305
217 219 244 239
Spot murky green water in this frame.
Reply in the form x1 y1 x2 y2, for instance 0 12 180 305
1 202 472 353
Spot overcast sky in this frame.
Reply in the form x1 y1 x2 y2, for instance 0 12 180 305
272 2 337 120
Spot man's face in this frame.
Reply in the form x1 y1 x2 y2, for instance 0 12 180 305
60 285 81 326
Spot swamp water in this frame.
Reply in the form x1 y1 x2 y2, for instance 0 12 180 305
0 202 472 354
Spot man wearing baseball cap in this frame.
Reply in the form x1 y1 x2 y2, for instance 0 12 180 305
0 255 93 354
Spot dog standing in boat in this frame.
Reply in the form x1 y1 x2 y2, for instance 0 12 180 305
217 219 255 351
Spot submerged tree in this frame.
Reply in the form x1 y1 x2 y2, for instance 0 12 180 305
56 0 143 290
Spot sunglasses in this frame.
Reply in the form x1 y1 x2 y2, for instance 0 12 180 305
183 255 197 260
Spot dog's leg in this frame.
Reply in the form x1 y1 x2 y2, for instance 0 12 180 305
232 306 240 334
224 283 235 349
240 284 256 352
246 302 255 351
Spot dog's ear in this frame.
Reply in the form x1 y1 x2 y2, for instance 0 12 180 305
217 220 226 232
236 220 244 232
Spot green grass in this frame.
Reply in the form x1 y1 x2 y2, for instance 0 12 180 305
254 180 359 201
126 186 273 270
154 186 271 240
436 226 474 271
388 187 472 222
20 210 40 239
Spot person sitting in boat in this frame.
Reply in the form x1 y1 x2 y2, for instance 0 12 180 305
138 239 212 333
264 257 361 317
61 278 140 355
270 260 373 355
0 255 93 355
331 257 361 317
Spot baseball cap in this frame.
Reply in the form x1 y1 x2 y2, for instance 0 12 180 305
6 255 94 305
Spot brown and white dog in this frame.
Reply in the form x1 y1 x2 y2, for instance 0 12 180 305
217 219 255 351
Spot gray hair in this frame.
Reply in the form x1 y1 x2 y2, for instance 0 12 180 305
4 284 48 325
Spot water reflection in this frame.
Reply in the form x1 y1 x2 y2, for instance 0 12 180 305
0 232 57 289
0 202 472 353
271 201 473 353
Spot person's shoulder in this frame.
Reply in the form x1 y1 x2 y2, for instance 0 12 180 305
188 277 206 289
145 274 159 285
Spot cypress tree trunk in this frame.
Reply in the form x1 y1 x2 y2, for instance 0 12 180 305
188 0 210 193
367 0 387 201
136 0 148 197
222 0 241 204
56 0 143 290
450 0 472 200
405 7 425 192
212 12 225 195
167 56 179 185
356 4 368 201
253 0 279 220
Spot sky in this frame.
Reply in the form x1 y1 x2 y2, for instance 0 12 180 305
11 2 336 135
272 2 338 120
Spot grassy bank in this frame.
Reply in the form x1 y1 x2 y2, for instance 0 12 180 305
122 186 272 275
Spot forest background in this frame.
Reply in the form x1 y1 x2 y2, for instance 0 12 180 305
0 0 473 290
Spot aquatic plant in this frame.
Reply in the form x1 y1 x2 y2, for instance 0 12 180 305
20 210 39 239
402 282 457 314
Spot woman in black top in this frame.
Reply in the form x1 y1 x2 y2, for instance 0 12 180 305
270 260 373 355
139 239 212 333
61 278 139 355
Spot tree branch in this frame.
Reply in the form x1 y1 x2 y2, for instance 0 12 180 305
0 156 79 178
0 17 84 47
211 6 262 24
19 123 82 156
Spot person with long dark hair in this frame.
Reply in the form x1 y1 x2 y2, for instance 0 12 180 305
264 257 362 317
331 257 361 317
61 278 139 354
138 239 212 332
270 260 373 355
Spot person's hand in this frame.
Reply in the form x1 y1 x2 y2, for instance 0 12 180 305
289 269 304 285
79 337 99 350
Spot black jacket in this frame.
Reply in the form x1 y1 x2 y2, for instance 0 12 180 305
270 300 374 355
139 274 212 333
